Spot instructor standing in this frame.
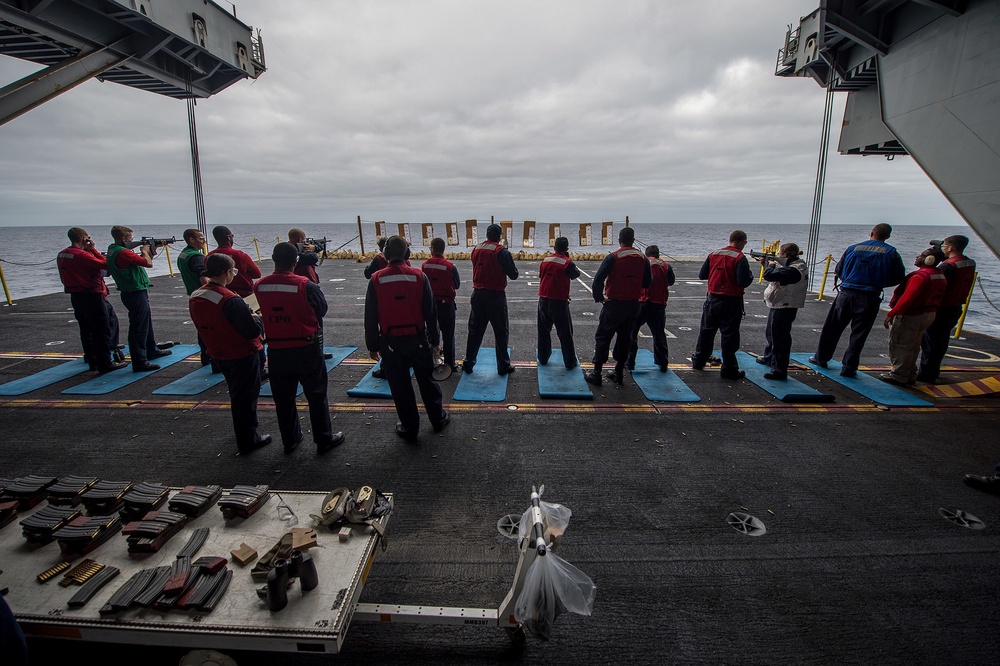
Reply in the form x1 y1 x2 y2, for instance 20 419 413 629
463 224 519 375
57 227 126 373
189 254 272 455
809 223 905 377
691 230 753 380
366 236 450 442
585 227 651 386
255 243 344 455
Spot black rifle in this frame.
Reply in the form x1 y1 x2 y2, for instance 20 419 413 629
123 236 176 251
749 250 787 266
297 238 329 264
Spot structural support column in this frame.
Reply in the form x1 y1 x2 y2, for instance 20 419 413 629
0 48 126 126
187 97 208 236
806 87 834 292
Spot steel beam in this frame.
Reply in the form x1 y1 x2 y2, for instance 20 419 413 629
0 46 126 125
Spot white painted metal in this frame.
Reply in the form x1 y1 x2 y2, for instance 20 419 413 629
4 489 391 655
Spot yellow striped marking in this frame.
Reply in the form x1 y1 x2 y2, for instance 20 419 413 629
917 374 1000 398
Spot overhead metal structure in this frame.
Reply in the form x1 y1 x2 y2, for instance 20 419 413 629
0 0 265 124
776 0 1000 260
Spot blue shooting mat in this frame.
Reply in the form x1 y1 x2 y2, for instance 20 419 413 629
0 354 104 396
736 351 834 403
151 364 227 396
346 360 413 398
453 348 509 402
630 349 700 402
260 345 356 398
790 353 933 407
536 349 591 400
63 345 199 395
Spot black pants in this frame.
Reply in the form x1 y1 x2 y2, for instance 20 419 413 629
267 343 333 446
435 300 457 366
120 289 158 366
380 333 445 437
216 352 263 449
537 297 577 368
814 289 882 371
464 289 512 372
592 300 640 371
69 291 118 369
628 302 668 369
919 305 961 380
693 294 744 371
761 307 798 374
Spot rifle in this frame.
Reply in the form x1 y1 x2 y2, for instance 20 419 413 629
297 238 329 264
123 236 176 251
748 250 787 266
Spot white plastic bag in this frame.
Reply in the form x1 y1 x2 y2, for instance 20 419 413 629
518 486 572 548
513 552 596 641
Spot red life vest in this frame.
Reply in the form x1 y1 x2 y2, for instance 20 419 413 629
189 283 263 360
889 267 947 314
374 255 388 271
421 256 457 302
707 247 745 296
57 246 108 296
209 247 257 296
294 263 319 284
940 255 976 306
471 241 507 291
604 247 646 301
914 267 947 312
253 272 319 348
642 257 671 305
373 264 426 336
538 253 572 300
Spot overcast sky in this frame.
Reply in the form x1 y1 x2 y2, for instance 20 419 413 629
0 0 966 229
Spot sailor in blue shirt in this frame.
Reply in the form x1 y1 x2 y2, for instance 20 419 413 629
810 224 905 377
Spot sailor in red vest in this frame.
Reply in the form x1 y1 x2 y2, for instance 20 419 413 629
421 237 461 372
364 237 389 279
880 246 947 386
255 243 345 454
584 227 651 386
56 227 126 373
918 235 976 383
691 229 754 380
463 224 519 375
537 236 581 369
366 236 450 442
208 226 261 297
189 254 272 455
627 244 676 373
288 227 320 284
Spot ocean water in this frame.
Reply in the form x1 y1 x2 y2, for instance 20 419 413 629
1 222 998 335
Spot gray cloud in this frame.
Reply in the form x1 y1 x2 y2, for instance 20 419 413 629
0 0 963 229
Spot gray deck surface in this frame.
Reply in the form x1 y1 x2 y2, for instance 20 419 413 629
2 258 999 665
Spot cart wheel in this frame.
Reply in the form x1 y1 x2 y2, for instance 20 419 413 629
496 514 520 539
179 649 239 666
505 624 527 646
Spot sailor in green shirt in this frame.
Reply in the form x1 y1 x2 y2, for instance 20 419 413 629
108 225 172 372
178 228 214 368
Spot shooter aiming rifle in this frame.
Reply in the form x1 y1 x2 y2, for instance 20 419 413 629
297 238 329 265
748 250 788 266
123 236 177 251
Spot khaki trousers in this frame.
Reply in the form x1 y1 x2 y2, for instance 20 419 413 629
888 311 936 383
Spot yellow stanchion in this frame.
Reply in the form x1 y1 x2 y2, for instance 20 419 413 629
0 261 13 305
163 244 175 277
817 254 833 300
757 239 779 283
953 271 978 339
253 237 261 262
